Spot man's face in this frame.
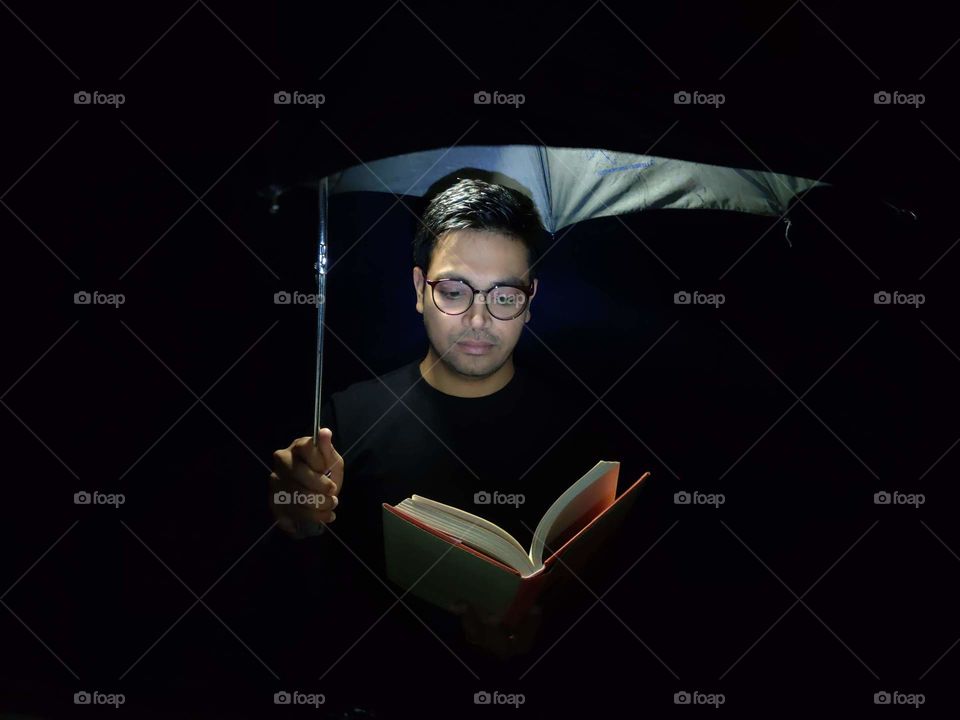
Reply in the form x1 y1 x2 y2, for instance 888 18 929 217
413 229 538 379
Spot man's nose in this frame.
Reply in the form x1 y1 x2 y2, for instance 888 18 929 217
466 291 490 325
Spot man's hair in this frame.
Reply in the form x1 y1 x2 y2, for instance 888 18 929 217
412 178 546 283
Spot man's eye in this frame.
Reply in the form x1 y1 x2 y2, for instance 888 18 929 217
442 291 462 299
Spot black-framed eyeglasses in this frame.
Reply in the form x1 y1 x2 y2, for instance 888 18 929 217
422 274 535 321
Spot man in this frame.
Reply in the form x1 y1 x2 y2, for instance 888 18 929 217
268 178 617 661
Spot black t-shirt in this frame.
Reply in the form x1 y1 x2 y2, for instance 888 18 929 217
318 358 620 577
266 357 642 702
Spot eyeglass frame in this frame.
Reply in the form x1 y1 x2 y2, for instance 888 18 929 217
419 270 537 321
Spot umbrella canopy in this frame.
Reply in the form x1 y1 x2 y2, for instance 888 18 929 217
327 144 824 234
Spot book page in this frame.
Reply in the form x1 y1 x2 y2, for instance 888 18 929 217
407 495 531 560
539 471 651 578
529 460 620 568
396 498 533 574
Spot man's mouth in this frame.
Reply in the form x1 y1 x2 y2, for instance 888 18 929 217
457 340 494 355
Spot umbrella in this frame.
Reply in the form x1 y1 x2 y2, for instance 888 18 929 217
327 144 825 233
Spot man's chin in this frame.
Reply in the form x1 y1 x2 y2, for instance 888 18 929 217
445 349 502 377
450 359 494 377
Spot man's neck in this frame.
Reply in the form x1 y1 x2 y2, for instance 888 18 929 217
419 349 515 398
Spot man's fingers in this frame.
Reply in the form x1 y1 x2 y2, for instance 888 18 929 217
290 459 335 495
269 471 339 520
288 437 326 474
298 507 337 524
458 604 501 650
273 447 337 494
293 430 342 474
280 495 337 524
454 601 542 658
311 429 345 485
276 515 298 535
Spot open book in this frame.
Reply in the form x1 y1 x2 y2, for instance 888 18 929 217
382 460 651 626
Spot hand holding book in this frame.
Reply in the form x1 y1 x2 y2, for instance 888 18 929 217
450 600 544 659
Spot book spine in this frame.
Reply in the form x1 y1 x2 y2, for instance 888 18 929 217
500 567 556 628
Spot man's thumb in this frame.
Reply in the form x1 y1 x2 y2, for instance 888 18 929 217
316 428 343 487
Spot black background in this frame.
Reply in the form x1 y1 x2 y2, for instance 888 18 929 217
1 1 958 717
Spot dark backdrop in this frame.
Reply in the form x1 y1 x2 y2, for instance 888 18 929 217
1 1 957 717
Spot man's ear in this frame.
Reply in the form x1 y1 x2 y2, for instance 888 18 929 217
413 266 425 314
524 278 538 323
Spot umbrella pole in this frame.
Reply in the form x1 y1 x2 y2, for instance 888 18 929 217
313 176 329 454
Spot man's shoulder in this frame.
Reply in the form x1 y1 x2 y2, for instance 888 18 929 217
331 359 420 407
